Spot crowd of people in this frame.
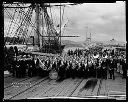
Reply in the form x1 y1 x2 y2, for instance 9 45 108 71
4 46 18 71
4 46 127 80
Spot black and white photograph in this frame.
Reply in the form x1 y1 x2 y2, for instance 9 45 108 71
3 1 126 100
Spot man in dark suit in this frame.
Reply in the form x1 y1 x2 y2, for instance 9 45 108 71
34 55 40 76
20 59 27 78
75 62 79 78
77 62 82 78
15 60 21 78
28 61 33 77
80 62 85 78
28 55 39 77
91 63 96 78
101 59 107 79
4 46 8 71
71 62 76 79
11 57 17 77
59 63 65 80
121 59 127 78
109 58 115 80
14 46 18 57
65 61 70 78
8 46 15 68
83 63 88 79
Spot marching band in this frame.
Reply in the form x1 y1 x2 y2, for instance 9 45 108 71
4 46 127 80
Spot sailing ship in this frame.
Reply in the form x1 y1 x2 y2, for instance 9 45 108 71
4 3 71 54
4 3 81 54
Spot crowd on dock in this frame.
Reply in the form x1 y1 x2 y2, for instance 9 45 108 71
4 46 127 80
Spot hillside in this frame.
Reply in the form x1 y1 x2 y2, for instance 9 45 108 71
81 40 126 46
61 40 84 48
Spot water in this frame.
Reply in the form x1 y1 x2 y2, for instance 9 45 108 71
63 47 84 52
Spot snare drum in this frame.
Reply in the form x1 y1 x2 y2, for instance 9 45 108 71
49 70 58 80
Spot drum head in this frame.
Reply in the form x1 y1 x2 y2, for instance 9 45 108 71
49 70 58 80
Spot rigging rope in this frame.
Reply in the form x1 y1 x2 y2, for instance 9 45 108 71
4 3 68 46
4 11 19 44
14 7 33 36
5 8 17 37
13 5 42 38
4 8 22 28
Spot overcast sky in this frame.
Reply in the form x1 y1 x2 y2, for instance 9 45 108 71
4 1 126 42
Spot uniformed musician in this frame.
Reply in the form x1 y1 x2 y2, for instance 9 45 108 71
11 56 17 77
109 58 115 80
81 61 86 78
65 61 70 78
121 58 127 78
15 59 21 78
28 55 39 77
101 58 107 79
20 59 27 78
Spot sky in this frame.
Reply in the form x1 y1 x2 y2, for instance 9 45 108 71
4 1 126 42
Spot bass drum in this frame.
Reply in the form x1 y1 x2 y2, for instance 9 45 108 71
49 70 58 80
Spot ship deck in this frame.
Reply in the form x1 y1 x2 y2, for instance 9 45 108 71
4 71 126 100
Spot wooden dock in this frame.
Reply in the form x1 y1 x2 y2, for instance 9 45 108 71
4 72 126 100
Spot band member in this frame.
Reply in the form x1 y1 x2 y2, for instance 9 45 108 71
87 60 92 78
11 56 17 77
63 60 68 78
101 58 107 79
56 61 63 81
56 60 61 72
20 59 27 78
91 62 96 78
46 60 51 71
75 62 79 78
52 61 57 71
4 46 9 71
28 62 33 77
121 59 127 78
41 60 48 77
109 58 115 80
28 55 39 77
8 46 15 67
80 61 86 78
113 57 117 71
33 55 39 76
84 62 89 78
71 62 75 79
65 61 70 78
15 60 21 78
94 58 99 78
96 62 101 78
14 46 18 57
77 62 82 78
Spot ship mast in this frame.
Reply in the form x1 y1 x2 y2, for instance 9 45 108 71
35 3 40 49
4 3 80 54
